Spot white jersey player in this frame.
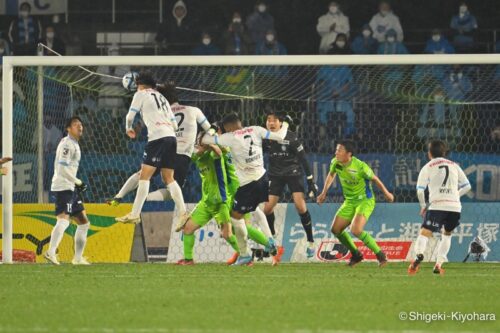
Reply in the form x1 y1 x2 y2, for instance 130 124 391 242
201 113 288 265
44 117 91 265
107 83 212 205
115 72 187 225
409 140 471 275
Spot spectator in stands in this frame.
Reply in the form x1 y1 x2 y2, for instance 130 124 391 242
424 29 455 54
8 2 42 55
489 122 500 152
442 65 472 101
315 50 355 137
377 29 408 54
192 32 220 55
316 2 350 54
450 2 478 53
0 39 11 65
155 0 192 55
369 1 403 43
223 12 253 55
255 29 287 55
351 24 378 54
417 87 448 140
33 115 63 153
246 1 275 45
39 26 65 55
377 29 407 94
327 33 351 55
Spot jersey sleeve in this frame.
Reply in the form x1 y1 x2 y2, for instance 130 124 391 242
57 140 75 166
202 133 234 147
457 164 470 190
129 91 143 114
329 158 337 175
195 108 211 131
416 164 430 191
361 161 375 180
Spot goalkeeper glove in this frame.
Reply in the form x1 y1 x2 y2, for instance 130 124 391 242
306 175 318 199
75 179 88 193
283 114 294 125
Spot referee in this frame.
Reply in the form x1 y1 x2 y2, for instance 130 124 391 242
263 111 318 260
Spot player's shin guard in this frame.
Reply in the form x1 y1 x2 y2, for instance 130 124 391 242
299 211 314 243
266 212 276 236
253 207 273 238
167 181 186 214
247 225 269 246
74 222 90 260
131 180 150 216
359 231 381 254
117 172 140 198
183 233 195 260
146 188 172 201
436 234 452 265
232 218 251 257
226 235 239 253
414 234 429 257
48 219 70 255
335 230 358 254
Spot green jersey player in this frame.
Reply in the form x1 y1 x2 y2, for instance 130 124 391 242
317 140 394 266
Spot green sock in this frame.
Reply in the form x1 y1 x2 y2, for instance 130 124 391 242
226 234 240 253
247 225 269 247
336 230 358 254
183 233 195 260
359 231 381 254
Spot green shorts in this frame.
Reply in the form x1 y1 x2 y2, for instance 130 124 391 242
335 199 376 222
191 201 231 227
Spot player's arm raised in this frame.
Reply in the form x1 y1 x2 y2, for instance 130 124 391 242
295 142 318 198
263 122 289 141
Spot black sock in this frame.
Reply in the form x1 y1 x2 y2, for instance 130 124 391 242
300 211 314 243
266 212 276 236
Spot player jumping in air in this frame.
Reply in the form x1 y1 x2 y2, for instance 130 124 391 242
116 72 187 224
408 140 471 275
201 113 289 265
317 140 394 267
263 111 318 261
44 117 90 265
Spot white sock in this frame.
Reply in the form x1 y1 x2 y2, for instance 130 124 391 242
146 188 171 201
74 223 90 260
131 180 150 216
167 181 186 214
232 218 250 256
116 172 140 198
252 207 273 239
48 219 70 256
414 234 429 257
436 234 452 265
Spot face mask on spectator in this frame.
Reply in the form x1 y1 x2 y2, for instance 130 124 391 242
459 5 468 14
46 32 55 39
329 6 338 14
363 30 371 38
432 34 441 42
0 48 5 54
266 34 275 42
52 15 60 24
202 38 211 45
233 17 241 24
380 10 389 16
258 4 266 13
336 40 346 48
387 36 395 43
19 10 29 18
434 94 445 102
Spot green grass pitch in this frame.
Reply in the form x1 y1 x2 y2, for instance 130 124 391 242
1 262 499 332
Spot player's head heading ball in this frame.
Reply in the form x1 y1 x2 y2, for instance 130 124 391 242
135 71 156 89
156 81 178 104
428 140 448 159
65 116 83 139
335 139 355 163
221 113 242 132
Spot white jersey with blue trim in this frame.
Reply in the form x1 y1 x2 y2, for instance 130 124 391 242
171 103 210 157
51 136 81 192
416 157 470 213
210 126 270 186
127 88 177 142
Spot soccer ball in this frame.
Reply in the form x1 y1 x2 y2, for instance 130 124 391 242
122 72 138 92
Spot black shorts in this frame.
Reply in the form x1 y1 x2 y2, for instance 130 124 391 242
269 175 305 196
173 154 191 187
233 174 269 214
422 210 461 233
143 137 176 169
53 190 84 216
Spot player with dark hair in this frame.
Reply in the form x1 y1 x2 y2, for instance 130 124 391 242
317 140 394 267
44 116 90 265
263 111 318 260
409 140 471 275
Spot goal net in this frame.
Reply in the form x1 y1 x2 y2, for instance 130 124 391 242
2 54 500 263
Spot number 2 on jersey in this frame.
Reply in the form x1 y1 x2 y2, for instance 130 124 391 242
439 165 449 186
174 113 185 131
244 135 254 156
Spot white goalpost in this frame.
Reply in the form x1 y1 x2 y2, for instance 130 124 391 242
2 54 500 263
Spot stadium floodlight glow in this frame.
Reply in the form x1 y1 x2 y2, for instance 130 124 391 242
2 54 500 263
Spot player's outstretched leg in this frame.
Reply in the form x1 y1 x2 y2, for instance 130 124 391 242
434 232 452 275
177 218 199 265
351 214 387 267
106 171 140 206
332 216 363 266
408 228 430 275
72 212 91 265
44 218 70 265
231 217 253 266
252 207 277 255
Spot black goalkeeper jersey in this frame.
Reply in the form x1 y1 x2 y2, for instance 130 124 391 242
264 130 304 177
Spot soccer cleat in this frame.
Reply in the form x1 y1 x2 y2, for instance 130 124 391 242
71 257 91 265
376 251 388 267
433 264 445 275
271 246 285 266
176 259 195 266
306 246 315 258
347 251 364 267
115 212 141 224
266 237 278 256
106 197 122 206
227 252 239 265
175 212 191 232
232 255 253 266
408 254 424 275
44 252 60 265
